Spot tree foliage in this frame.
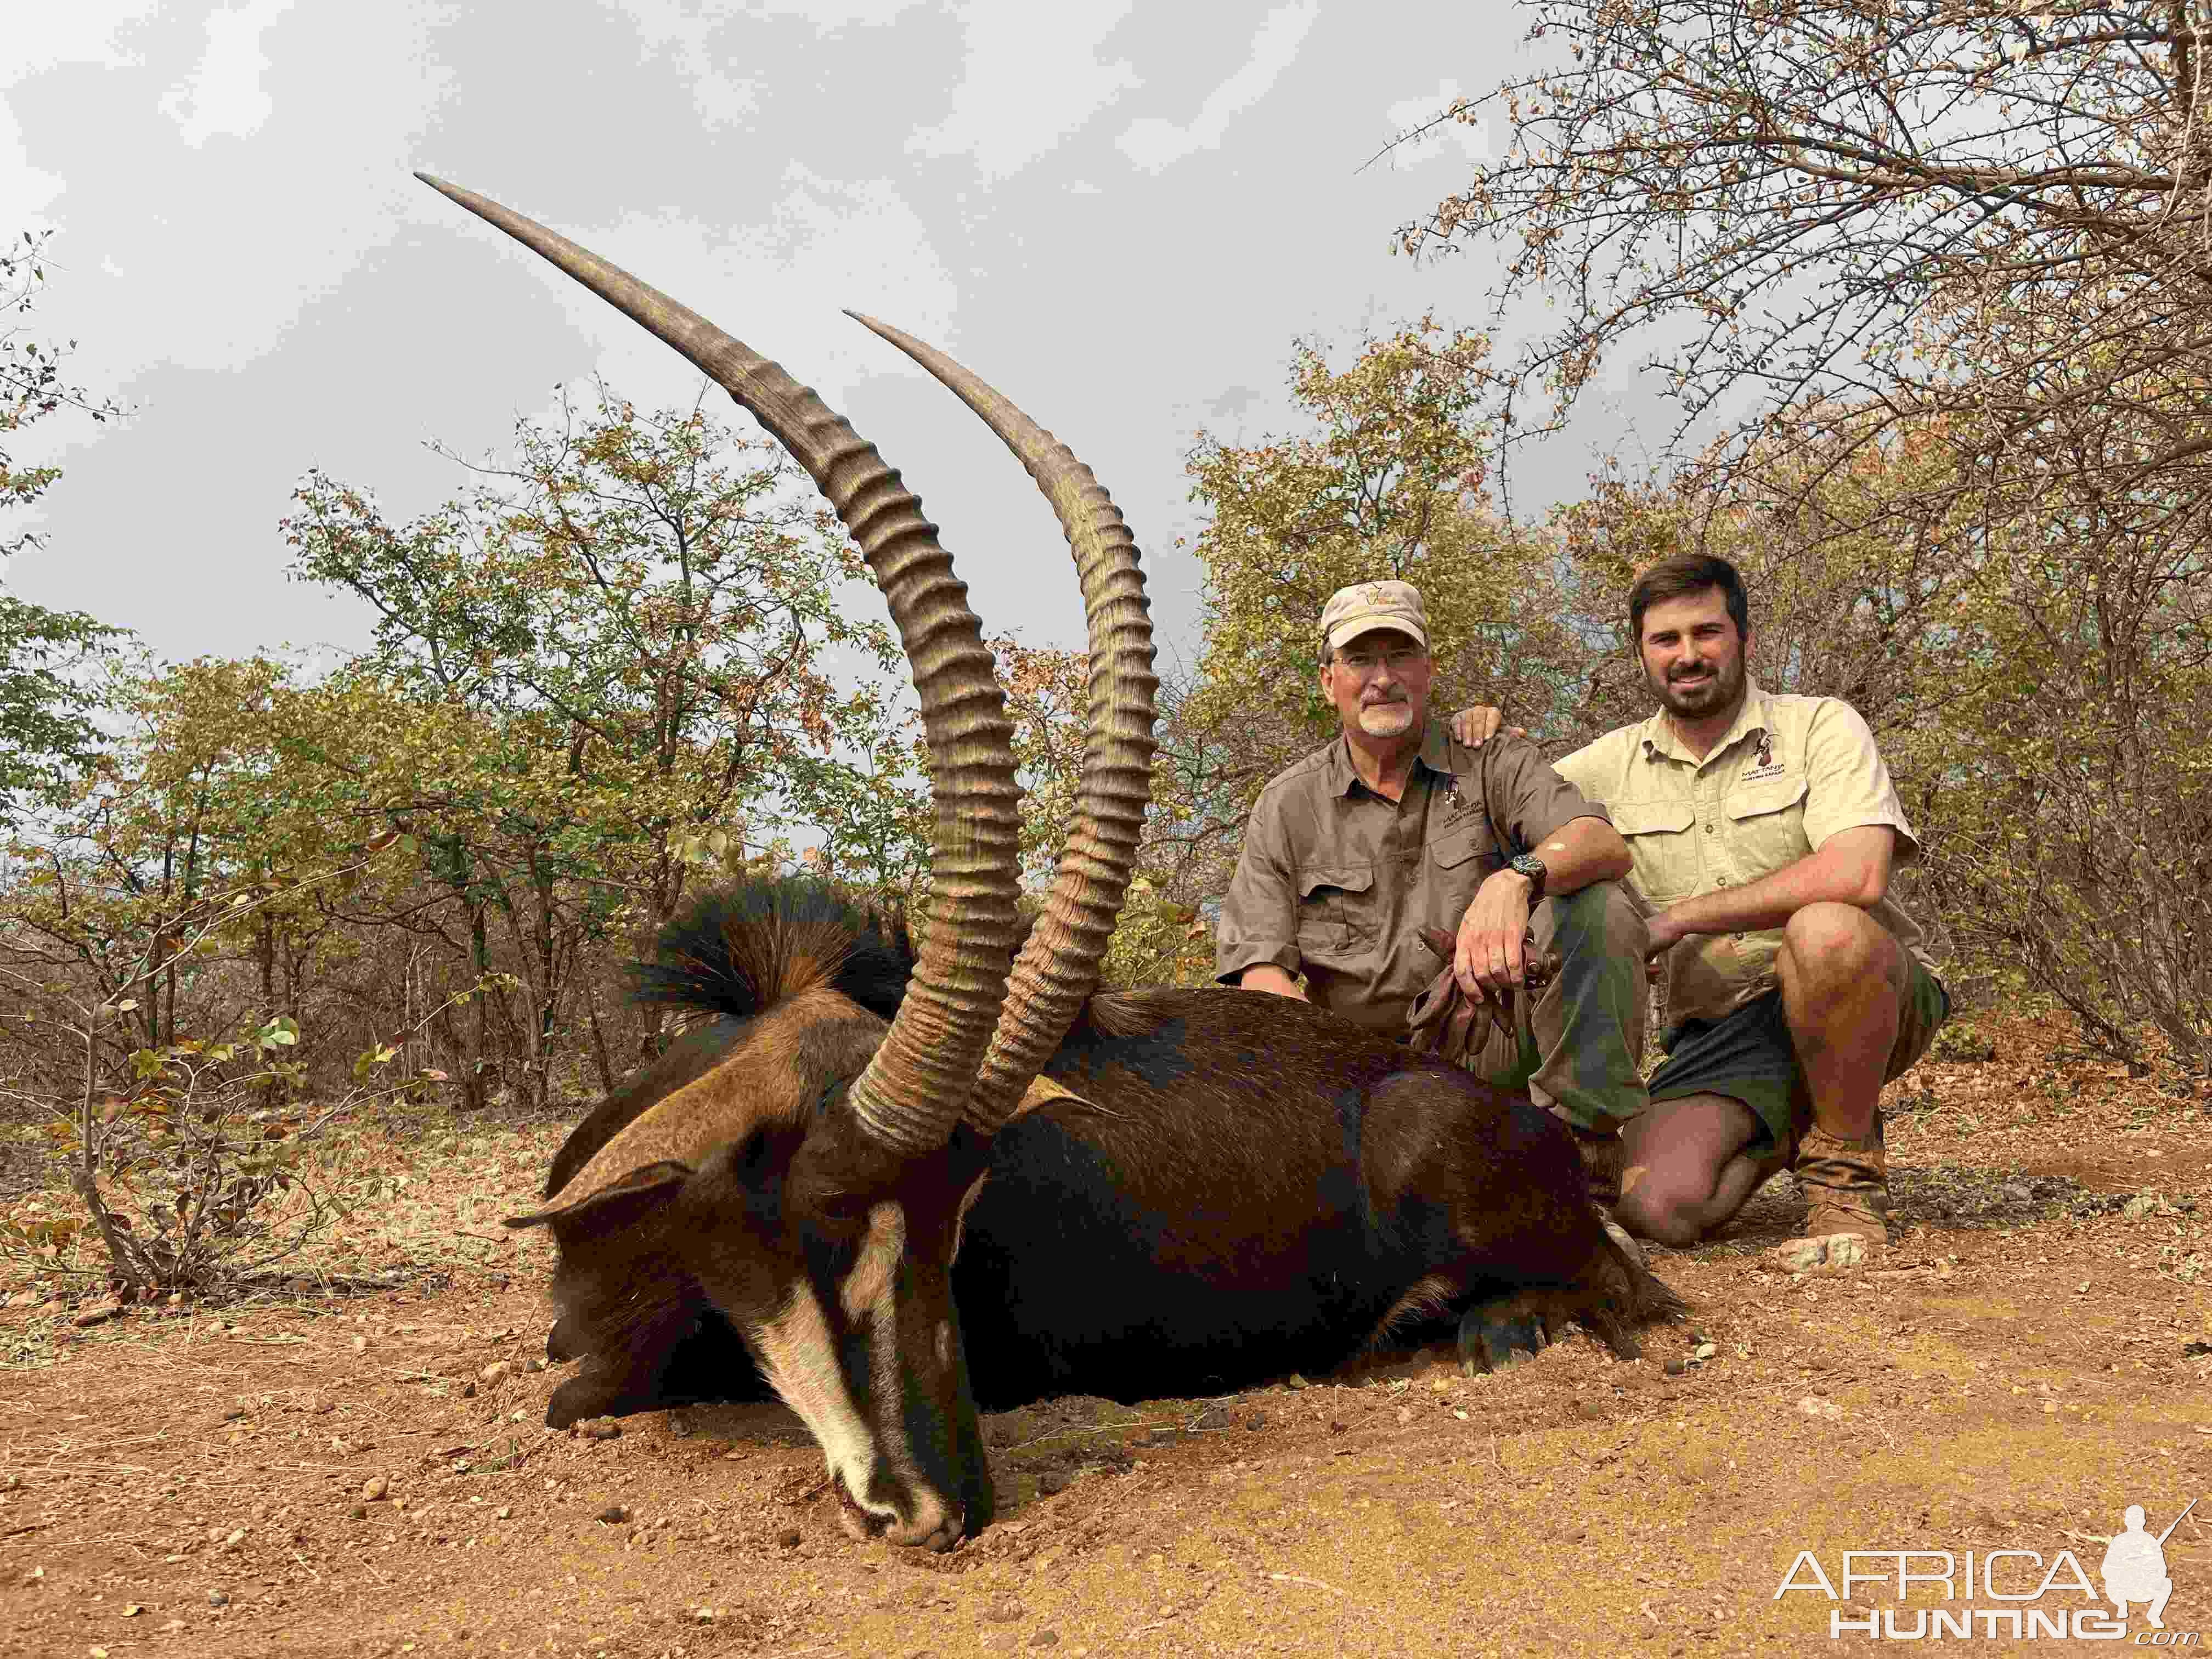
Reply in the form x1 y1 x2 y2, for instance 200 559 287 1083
1404 0 2212 528
0 230 128 821
1172 321 1586 873
1392 0 2212 1073
277 386 907 1104
286 384 902 922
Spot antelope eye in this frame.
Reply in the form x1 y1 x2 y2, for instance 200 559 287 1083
810 1188 872 1238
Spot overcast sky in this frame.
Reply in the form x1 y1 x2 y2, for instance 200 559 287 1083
7 1 1641 676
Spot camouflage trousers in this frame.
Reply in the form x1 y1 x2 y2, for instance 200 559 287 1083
1459 879 1651 1133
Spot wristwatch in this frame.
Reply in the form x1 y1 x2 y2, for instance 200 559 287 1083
1508 852 1548 902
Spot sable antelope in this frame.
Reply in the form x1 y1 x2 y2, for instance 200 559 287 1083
419 174 1680 1555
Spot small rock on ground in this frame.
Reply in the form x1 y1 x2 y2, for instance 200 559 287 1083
1769 1234 1883 1274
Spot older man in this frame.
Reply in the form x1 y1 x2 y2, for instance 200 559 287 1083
1454 555 1948 1268
1215 580 1651 1180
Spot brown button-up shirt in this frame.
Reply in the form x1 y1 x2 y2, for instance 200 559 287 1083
1216 721 1608 1032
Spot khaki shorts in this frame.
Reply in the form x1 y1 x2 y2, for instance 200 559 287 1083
1646 958 1949 1155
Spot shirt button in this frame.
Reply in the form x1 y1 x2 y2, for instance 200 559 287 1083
1703 822 1716 834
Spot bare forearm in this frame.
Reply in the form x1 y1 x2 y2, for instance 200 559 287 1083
1661 827 1894 939
1529 813 1630 896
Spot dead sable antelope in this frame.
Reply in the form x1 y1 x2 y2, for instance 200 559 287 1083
418 173 1680 1554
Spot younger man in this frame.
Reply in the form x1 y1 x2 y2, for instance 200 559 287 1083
1457 556 1946 1267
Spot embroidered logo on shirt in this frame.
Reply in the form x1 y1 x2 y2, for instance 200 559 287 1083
1739 731 1785 782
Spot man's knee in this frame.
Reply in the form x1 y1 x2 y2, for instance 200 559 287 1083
1613 1143 1723 1249
1613 1172 1706 1249
1780 902 1900 991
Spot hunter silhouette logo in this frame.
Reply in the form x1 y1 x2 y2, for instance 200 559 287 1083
1775 1495 2203 1639
2103 1499 2194 1630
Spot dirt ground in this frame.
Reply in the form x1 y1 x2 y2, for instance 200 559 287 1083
4 1008 2209 1658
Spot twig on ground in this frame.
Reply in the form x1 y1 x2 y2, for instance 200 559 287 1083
1266 1571 1351 1597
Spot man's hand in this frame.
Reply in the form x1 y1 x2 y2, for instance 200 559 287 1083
1238 964 1309 1001
1454 868 1535 998
1643 906 1689 981
1645 907 1689 957
1633 828 1901 982
1447 705 1528 748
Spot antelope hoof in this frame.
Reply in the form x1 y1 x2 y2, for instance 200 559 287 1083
1459 1297 1548 1375
1600 1215 1647 1271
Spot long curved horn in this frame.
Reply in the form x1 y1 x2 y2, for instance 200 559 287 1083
417 174 1019 1155
848 316 1158 1135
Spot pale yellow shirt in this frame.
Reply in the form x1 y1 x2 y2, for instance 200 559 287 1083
1553 680 1933 1026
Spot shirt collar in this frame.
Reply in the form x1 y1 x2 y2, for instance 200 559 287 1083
1640 677 1772 766
1327 720 1455 797
1417 720 1457 775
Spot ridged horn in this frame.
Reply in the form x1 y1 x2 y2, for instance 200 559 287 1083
848 314 1158 1135
417 174 1019 1156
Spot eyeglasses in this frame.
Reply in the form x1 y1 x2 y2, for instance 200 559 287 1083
1335 646 1428 676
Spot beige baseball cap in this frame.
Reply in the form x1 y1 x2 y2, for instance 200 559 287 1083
1320 580 1429 656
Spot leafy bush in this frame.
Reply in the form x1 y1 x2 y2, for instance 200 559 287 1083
1 1012 419 1294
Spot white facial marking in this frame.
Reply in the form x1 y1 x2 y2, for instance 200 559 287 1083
750 1283 891 1526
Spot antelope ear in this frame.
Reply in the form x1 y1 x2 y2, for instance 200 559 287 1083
505 1160 692 1231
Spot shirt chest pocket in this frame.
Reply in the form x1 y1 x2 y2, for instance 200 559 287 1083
1722 774 1810 882
1610 798 1697 903
1296 866 1376 961
1427 820 1500 912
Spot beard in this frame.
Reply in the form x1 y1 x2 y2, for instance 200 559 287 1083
1355 696 1418 738
1650 653 1744 720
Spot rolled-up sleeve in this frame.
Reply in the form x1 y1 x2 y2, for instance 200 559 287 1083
1801 701 1921 864
1215 789 1302 986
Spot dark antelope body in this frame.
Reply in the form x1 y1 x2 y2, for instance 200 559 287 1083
416 172 1678 1554
522 883 1680 1541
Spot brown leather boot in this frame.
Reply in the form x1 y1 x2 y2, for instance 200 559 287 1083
1770 1124 1890 1272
